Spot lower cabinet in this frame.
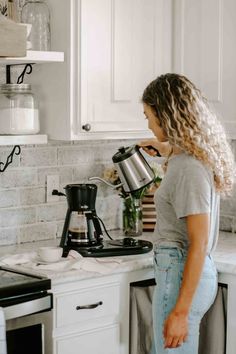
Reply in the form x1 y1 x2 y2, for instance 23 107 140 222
52 275 122 354
55 323 120 354
52 268 155 354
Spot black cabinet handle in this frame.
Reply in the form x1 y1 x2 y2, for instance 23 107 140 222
76 301 103 310
82 123 91 131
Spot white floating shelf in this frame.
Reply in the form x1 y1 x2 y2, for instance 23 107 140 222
0 134 48 146
0 50 64 64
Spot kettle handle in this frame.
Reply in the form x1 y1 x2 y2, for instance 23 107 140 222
136 144 161 156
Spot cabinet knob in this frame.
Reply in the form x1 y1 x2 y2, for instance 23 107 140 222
82 123 91 132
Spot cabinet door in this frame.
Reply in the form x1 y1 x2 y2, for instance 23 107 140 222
173 0 236 138
80 0 172 137
56 323 120 354
32 0 172 140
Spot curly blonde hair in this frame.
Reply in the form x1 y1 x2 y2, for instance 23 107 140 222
142 73 235 195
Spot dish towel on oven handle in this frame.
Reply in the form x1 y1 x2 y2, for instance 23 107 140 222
0 307 7 354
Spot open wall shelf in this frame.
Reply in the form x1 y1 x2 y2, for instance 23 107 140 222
0 50 64 64
0 134 48 146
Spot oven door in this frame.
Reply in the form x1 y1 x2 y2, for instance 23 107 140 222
4 292 53 354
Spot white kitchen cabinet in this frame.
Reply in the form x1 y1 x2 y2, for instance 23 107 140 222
52 268 154 354
56 324 120 354
52 276 121 354
173 0 236 138
32 0 172 141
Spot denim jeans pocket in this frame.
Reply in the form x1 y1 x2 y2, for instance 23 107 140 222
154 247 186 271
154 253 172 270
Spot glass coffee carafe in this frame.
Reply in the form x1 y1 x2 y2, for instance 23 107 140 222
68 211 89 244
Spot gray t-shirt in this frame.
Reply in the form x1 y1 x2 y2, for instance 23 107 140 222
154 153 220 254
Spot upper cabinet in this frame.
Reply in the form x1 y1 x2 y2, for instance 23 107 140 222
3 1 236 143
32 0 172 141
173 0 236 138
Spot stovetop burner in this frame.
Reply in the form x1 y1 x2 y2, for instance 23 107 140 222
65 238 153 257
0 266 51 300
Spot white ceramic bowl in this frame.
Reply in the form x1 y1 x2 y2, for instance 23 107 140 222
38 246 63 263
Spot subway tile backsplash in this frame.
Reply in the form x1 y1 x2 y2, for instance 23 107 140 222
0 139 132 246
0 139 235 246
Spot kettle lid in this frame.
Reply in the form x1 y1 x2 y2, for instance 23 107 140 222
112 145 139 163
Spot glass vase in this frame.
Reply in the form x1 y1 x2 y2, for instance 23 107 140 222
122 196 142 236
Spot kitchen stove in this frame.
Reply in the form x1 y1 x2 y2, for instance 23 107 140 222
0 266 52 354
0 266 52 317
0 267 50 296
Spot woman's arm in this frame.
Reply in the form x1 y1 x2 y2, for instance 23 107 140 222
163 213 209 349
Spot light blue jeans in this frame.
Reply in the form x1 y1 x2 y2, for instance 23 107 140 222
151 246 218 354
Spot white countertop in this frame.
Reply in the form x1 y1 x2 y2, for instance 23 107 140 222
0 230 236 285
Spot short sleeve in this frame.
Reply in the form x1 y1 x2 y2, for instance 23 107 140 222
171 165 211 219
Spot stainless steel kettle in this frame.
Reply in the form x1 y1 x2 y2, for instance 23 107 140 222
89 145 155 193
112 145 154 192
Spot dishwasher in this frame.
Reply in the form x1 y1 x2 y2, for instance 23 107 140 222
130 280 227 354
0 266 53 354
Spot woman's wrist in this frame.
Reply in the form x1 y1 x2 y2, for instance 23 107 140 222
172 305 190 317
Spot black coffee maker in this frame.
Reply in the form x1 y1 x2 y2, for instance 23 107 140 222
54 182 153 258
59 184 103 254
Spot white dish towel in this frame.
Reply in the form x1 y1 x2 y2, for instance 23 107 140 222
0 307 7 354
0 250 123 275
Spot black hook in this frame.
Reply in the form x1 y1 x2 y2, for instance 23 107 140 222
5 64 34 85
17 64 33 84
0 145 21 172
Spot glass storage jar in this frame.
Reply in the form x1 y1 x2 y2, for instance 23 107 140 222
21 0 50 51
0 84 40 135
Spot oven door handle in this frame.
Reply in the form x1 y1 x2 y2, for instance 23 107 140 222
3 294 52 320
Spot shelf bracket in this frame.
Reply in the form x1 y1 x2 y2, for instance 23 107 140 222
6 63 34 84
0 145 21 172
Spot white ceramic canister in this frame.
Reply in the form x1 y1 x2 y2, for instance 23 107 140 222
0 83 40 135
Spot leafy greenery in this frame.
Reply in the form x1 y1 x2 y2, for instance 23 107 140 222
0 4 7 16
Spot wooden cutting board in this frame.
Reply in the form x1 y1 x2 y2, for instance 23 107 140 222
142 192 156 232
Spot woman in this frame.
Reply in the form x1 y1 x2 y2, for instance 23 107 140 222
139 73 234 354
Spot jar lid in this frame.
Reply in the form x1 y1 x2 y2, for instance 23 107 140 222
0 84 32 92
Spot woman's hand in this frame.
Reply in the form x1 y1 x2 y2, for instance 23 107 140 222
139 139 171 157
163 310 188 348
